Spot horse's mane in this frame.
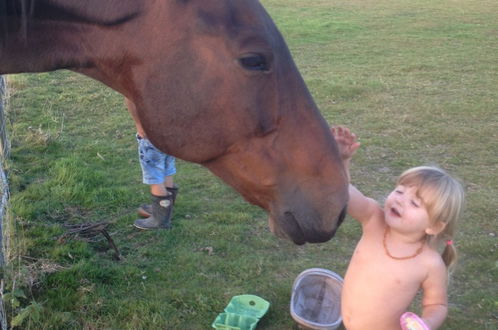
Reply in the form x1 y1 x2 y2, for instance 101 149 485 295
1 0 143 44
1 0 33 42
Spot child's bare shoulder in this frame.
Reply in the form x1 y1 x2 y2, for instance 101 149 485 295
362 201 385 229
421 248 447 275
420 249 448 305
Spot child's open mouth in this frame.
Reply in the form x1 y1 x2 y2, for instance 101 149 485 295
391 207 401 217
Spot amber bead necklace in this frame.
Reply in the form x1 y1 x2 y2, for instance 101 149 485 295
383 227 425 260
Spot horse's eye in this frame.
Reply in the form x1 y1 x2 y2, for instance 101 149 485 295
239 53 270 72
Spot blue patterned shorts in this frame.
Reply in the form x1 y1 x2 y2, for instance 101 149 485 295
137 135 176 185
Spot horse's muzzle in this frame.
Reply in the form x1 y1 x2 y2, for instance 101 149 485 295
269 205 347 245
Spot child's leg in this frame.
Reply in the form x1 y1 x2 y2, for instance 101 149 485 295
164 175 174 189
134 135 174 229
150 182 168 197
136 134 169 188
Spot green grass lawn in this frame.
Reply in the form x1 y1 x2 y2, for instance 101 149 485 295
2 0 497 329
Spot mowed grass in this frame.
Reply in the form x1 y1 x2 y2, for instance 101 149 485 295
2 0 497 329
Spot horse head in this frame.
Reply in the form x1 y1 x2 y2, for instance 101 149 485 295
1 0 348 244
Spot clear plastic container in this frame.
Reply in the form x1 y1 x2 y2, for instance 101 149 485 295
290 268 343 330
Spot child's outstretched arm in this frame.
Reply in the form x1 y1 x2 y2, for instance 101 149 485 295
332 126 380 224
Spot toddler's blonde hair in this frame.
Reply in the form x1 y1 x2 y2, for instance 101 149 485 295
397 166 465 272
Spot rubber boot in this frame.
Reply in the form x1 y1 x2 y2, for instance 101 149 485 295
167 185 179 204
134 194 173 230
138 186 178 218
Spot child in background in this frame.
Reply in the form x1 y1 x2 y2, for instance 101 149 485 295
125 98 179 230
332 126 464 330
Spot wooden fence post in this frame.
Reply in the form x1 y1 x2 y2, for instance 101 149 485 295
0 75 9 330
0 76 8 158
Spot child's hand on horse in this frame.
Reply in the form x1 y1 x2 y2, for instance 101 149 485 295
331 126 360 161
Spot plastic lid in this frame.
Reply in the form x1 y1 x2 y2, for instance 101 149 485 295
224 295 270 319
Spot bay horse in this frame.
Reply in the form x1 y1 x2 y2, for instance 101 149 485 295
0 0 348 245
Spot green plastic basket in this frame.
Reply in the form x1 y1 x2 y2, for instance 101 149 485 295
212 295 270 330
